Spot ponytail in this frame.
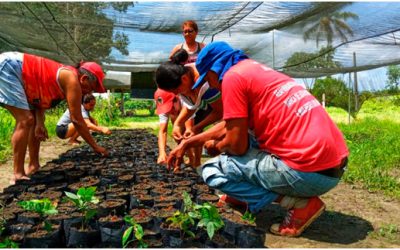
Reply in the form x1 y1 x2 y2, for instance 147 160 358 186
170 49 189 65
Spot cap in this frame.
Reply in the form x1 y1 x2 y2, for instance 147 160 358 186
80 62 106 93
154 88 176 115
193 41 248 89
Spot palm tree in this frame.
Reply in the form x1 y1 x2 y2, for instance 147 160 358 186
303 11 359 47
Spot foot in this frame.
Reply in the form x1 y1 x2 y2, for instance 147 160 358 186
270 196 325 237
217 194 248 209
68 139 81 145
25 164 40 176
9 175 30 185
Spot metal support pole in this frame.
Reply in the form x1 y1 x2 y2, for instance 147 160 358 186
272 29 275 69
348 73 352 124
353 52 359 112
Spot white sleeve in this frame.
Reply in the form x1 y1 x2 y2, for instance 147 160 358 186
158 113 169 124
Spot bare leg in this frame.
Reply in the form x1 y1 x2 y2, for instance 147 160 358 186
64 123 81 144
68 132 81 145
4 105 34 184
26 115 41 176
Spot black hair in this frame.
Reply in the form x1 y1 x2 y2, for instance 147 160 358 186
170 49 189 64
82 93 95 104
155 49 190 90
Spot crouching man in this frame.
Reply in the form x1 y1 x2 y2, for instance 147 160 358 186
162 42 349 237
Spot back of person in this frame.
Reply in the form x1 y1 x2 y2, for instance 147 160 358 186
222 59 348 172
22 53 72 109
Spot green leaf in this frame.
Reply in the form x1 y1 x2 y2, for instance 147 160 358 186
64 191 79 201
134 224 144 240
85 209 97 221
186 230 195 238
124 215 135 225
137 240 148 248
122 226 133 248
207 222 215 239
44 221 53 232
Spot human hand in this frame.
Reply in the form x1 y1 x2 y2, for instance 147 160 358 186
35 125 49 142
172 124 183 141
157 152 167 165
94 146 109 157
101 127 112 135
183 128 196 139
204 139 221 157
167 144 185 172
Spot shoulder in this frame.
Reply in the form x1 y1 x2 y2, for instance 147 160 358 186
58 68 79 91
170 43 183 57
199 42 206 49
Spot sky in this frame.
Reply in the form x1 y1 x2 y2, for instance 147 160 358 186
106 2 399 92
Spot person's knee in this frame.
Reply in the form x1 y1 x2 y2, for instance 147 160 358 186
18 113 34 129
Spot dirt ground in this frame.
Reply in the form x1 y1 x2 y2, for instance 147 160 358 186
1 136 399 248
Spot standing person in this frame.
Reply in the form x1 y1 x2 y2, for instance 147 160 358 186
169 20 207 165
56 93 112 145
170 20 206 63
165 42 349 237
155 49 223 169
0 52 109 184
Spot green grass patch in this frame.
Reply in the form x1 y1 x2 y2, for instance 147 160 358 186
339 118 400 198
326 106 354 124
357 96 400 122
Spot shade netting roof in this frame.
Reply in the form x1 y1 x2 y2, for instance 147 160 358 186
0 2 399 91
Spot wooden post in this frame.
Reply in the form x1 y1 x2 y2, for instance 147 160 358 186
107 89 112 119
322 93 326 108
120 91 125 117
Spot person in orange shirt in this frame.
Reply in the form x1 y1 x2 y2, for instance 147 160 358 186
0 52 109 184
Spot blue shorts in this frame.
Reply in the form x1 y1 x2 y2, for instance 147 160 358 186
0 52 31 110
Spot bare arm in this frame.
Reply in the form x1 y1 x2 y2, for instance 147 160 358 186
58 70 108 155
84 119 111 135
34 108 48 141
167 121 226 170
192 98 223 133
157 122 169 164
213 118 249 155
172 106 195 141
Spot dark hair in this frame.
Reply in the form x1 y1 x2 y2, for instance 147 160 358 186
170 49 189 64
82 93 95 104
182 20 198 33
155 49 190 90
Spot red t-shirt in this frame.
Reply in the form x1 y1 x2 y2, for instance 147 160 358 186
222 59 348 172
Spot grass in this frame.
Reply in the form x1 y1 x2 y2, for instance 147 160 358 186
326 96 400 198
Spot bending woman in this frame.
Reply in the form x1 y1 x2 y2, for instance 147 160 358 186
0 52 109 184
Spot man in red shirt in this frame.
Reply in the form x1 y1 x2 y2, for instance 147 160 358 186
166 42 349 237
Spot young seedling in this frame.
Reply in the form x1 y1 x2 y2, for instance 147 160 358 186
0 237 19 248
193 202 224 240
18 198 58 232
166 192 196 238
241 210 256 224
122 215 147 248
64 186 99 230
